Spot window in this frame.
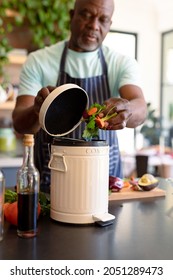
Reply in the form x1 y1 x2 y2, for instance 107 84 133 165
104 30 137 59
103 30 138 154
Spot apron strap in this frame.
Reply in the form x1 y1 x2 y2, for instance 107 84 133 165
59 41 68 72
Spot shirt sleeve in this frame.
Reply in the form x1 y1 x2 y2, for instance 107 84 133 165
104 46 143 97
117 56 142 89
18 53 43 97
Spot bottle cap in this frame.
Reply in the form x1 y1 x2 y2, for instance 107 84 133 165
23 134 34 146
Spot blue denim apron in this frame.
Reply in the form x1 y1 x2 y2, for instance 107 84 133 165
35 42 122 192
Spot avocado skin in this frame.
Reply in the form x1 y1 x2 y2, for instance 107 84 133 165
138 180 159 191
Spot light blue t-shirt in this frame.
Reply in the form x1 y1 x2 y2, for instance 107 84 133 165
18 40 142 97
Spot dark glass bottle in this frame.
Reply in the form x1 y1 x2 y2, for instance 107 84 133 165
17 134 40 238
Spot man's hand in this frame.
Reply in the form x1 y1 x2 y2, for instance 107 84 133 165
34 86 56 115
13 86 56 134
100 97 132 130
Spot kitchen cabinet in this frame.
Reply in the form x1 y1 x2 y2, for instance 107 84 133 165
0 97 23 169
1 167 18 188
4 48 27 86
0 157 22 187
0 49 26 155
0 49 27 115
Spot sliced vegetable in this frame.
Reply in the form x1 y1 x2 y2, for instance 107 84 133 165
87 107 98 116
122 180 132 188
128 176 140 191
138 174 158 191
95 116 105 129
109 176 123 192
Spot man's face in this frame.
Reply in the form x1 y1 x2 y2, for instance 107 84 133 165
69 0 114 52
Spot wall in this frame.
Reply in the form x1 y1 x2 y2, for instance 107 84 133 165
2 1 173 155
157 1 173 32
108 0 173 153
112 0 173 109
111 0 161 110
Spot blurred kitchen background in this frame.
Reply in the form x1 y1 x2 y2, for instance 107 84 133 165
1 0 173 185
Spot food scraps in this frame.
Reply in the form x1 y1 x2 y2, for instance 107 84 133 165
109 176 123 192
138 173 159 191
109 174 159 194
82 103 117 141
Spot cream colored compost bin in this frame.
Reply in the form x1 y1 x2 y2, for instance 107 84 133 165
39 84 115 225
49 139 114 224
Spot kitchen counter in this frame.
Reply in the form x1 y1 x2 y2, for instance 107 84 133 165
1 178 173 260
0 156 22 168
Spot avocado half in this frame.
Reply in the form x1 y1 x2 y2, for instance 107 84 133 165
138 173 159 191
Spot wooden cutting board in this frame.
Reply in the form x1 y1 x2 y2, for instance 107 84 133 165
109 187 166 201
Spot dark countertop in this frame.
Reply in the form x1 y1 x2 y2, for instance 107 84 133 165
1 178 173 260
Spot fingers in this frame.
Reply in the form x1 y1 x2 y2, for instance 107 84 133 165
106 118 127 130
102 112 127 130
103 97 131 130
36 86 56 104
34 86 53 114
37 85 56 99
37 87 50 100
104 97 130 113
47 85 56 92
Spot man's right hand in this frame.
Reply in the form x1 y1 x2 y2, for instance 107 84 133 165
12 86 56 134
34 86 56 115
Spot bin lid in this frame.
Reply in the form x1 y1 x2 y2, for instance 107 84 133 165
39 84 88 136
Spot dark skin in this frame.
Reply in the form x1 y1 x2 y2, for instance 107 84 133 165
12 0 147 134
69 0 114 52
